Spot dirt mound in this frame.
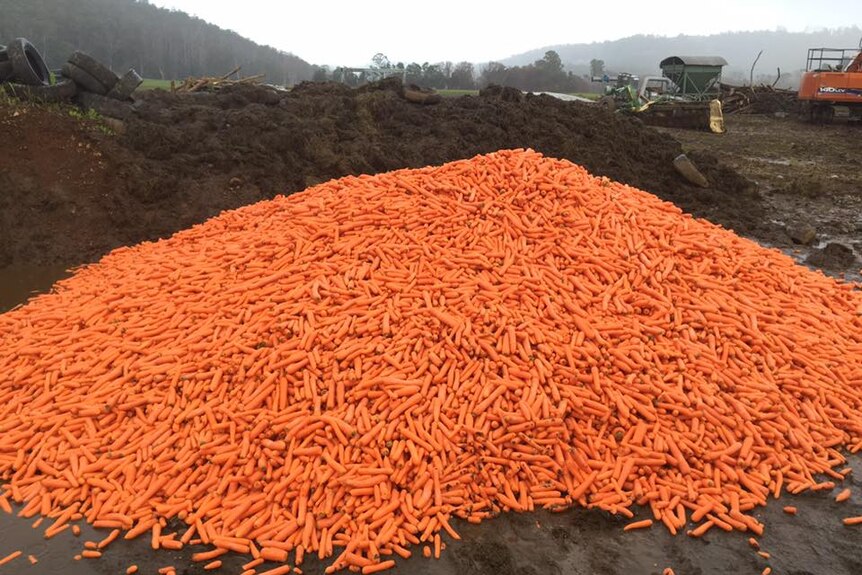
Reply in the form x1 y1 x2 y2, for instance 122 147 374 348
806 242 858 270
1 80 768 269
0 104 123 268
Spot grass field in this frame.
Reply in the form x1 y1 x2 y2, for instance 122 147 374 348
137 78 174 91
437 89 479 97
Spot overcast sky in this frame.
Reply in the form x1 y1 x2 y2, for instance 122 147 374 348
150 0 859 67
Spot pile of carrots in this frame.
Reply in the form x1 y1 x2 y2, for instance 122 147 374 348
1 149 861 573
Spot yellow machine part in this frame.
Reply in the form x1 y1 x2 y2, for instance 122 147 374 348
709 99 726 134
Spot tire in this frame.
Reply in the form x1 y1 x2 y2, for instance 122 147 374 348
6 38 50 86
68 51 118 92
2 78 77 103
62 62 109 95
107 68 143 101
0 45 9 80
0 61 12 82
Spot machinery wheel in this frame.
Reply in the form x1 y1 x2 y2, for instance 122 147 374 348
68 51 118 92
62 62 109 95
597 96 616 112
6 38 50 86
2 78 77 103
811 104 834 124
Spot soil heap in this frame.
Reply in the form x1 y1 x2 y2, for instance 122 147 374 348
0 79 762 269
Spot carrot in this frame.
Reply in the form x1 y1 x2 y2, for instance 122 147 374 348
192 548 228 562
98 529 121 549
258 565 294 575
204 560 223 570
362 560 396 574
0 149 861 574
748 537 760 549
0 551 22 566
126 567 139 574
27 555 38 565
783 506 797 515
835 489 851 503
243 558 265 570
623 519 653 531
261 547 289 562
843 516 862 526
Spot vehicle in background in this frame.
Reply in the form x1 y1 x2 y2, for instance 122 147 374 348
797 38 862 122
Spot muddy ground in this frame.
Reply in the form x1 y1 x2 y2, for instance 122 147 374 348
656 114 862 280
1 87 861 575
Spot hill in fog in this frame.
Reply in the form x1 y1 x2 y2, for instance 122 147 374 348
501 28 862 88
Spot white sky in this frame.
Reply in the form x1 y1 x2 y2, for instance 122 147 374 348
150 0 860 67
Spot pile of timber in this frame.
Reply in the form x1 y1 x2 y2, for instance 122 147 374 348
720 83 798 115
174 67 266 93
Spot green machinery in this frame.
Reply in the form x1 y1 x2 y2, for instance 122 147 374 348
658 56 727 99
595 56 727 132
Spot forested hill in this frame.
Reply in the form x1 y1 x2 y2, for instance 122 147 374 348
0 0 315 84
502 27 862 87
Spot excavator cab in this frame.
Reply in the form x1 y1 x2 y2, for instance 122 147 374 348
798 38 862 122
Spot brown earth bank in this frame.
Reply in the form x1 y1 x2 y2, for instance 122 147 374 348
1 79 768 273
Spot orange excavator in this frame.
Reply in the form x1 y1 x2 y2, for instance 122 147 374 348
798 38 862 122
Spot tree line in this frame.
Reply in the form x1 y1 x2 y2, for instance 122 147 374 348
316 51 591 93
0 0 314 84
0 0 594 93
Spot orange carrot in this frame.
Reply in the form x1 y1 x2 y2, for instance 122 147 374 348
362 560 396 574
0 149 860 574
258 565 294 575
835 489 851 503
623 519 654 531
0 551 22 566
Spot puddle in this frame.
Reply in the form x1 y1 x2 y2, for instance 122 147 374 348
0 263 72 313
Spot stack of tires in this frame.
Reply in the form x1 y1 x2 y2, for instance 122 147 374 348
1 37 143 117
0 38 76 103
61 51 142 119
62 51 142 101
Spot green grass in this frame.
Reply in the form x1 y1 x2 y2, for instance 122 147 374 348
436 89 479 98
137 78 175 91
